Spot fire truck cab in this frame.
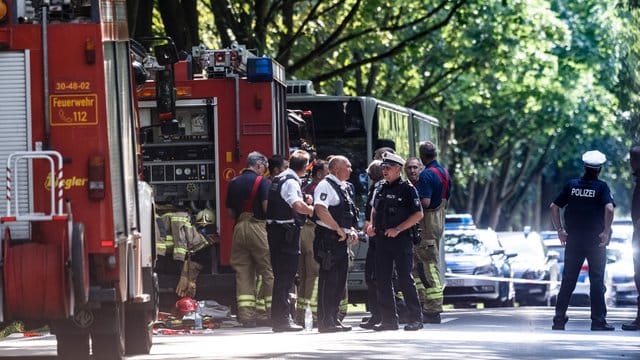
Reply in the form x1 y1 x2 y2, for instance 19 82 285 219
136 41 288 307
0 1 157 359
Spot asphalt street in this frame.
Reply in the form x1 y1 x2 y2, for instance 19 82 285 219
0 306 638 359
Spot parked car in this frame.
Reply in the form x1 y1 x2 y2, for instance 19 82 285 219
445 213 476 231
444 229 517 307
499 232 561 306
543 235 615 307
607 243 638 305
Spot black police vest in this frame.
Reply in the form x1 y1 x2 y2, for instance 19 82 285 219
323 178 358 229
563 177 609 236
373 179 413 231
266 174 306 225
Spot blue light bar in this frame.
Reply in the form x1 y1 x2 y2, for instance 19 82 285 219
247 57 273 83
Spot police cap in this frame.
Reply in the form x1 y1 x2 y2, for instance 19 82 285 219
381 152 405 167
582 150 606 168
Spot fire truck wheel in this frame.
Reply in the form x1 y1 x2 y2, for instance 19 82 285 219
72 223 89 305
125 310 153 355
56 331 90 359
92 302 125 360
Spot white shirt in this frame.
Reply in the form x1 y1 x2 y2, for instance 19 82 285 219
314 174 347 229
277 168 304 207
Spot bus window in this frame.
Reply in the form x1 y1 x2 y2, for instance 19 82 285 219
287 100 368 221
374 106 411 161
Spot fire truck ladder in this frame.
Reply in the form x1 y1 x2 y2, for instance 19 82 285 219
2 150 68 223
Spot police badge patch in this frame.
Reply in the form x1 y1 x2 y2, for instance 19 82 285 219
320 193 327 201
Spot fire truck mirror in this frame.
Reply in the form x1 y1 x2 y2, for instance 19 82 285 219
154 44 179 66
156 68 178 136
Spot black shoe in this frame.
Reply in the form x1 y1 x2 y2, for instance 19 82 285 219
621 319 640 331
318 325 343 333
335 321 352 332
373 323 399 331
404 321 424 331
360 318 380 330
552 316 568 330
272 323 304 332
361 316 371 323
242 320 257 328
591 322 615 331
423 313 441 324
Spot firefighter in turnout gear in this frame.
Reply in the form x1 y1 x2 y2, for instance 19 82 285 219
416 141 450 324
404 157 436 321
225 151 274 327
313 155 359 333
266 150 315 332
366 152 424 331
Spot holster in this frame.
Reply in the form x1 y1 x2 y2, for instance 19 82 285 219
409 225 422 245
317 250 334 270
282 223 297 245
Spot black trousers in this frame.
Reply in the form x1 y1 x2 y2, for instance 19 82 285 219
313 226 349 328
375 235 422 325
365 237 379 318
633 226 640 306
555 235 607 323
267 223 300 326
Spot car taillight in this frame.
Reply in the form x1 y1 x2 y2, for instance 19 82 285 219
88 155 105 199
581 263 589 272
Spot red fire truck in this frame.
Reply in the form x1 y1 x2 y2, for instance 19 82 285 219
0 1 157 359
135 39 289 307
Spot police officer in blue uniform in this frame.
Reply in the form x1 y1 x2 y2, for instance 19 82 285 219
313 155 359 333
266 150 315 332
550 150 615 331
366 152 424 331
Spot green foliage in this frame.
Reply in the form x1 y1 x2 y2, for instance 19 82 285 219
135 0 640 229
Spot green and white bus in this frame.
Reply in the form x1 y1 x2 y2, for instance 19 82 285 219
286 80 440 302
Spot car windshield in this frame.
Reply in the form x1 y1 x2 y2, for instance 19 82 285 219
500 237 545 258
444 233 490 254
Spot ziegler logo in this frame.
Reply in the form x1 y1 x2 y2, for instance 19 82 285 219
45 174 88 190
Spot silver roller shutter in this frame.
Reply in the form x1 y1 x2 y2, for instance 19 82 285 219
0 51 32 239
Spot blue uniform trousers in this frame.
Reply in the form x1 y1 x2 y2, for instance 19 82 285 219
375 235 422 325
555 235 607 323
267 223 300 326
313 227 349 328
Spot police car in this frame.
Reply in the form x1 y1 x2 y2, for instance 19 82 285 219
445 213 476 231
543 233 616 307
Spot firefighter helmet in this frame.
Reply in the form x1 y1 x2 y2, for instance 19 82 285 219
196 208 215 227
175 296 197 318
